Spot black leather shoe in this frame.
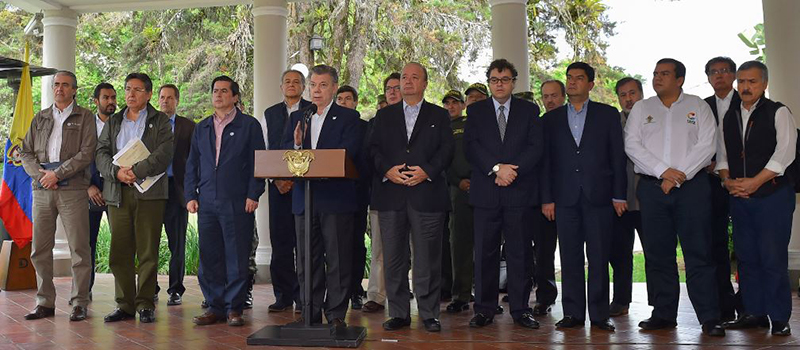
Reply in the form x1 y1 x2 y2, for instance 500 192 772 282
383 317 411 330
639 317 677 330
556 316 585 328
702 321 726 337
723 314 770 329
532 303 552 316
495 305 504 315
244 291 253 310
153 294 159 302
268 301 291 312
201 300 209 309
329 318 347 328
351 294 363 310
24 306 55 320
167 293 182 306
104 308 134 322
69 306 87 321
772 321 791 336
592 319 615 331
501 295 509 302
514 312 540 329
446 300 469 313
138 309 156 323
423 318 441 332
469 313 494 328
609 303 629 317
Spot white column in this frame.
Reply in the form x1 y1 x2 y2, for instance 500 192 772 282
489 0 530 93
41 9 77 109
763 0 800 289
41 9 78 277
252 0 289 282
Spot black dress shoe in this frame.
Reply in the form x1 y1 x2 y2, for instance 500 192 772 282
446 300 469 313
723 314 770 329
153 294 159 302
138 309 156 323
501 295 509 302
383 317 411 330
495 305 504 315
556 316 585 328
69 306 88 321
514 312 540 329
244 291 253 310
362 301 385 313
167 293 182 306
268 301 291 312
638 317 677 330
772 321 791 336
592 319 615 331
201 300 209 309
351 294 364 310
469 313 494 328
423 318 441 332
702 321 726 337
609 303 629 317
24 305 55 320
532 303 552 316
104 308 135 322
329 318 347 328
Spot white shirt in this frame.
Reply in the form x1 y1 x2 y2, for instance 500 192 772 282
492 97 511 123
310 100 333 149
47 102 75 162
715 89 735 122
95 114 106 138
624 93 716 181
260 100 301 150
715 99 797 176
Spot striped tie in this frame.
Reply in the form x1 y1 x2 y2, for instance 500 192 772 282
498 105 507 142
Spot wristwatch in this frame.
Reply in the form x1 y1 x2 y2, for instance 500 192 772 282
492 164 501 174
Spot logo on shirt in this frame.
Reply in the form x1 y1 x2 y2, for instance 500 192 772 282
687 112 696 125
645 115 654 124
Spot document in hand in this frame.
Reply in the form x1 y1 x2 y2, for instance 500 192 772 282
112 138 165 193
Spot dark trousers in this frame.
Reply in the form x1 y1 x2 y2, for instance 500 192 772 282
474 206 533 320
609 210 641 306
197 199 254 316
380 204 445 320
441 211 453 298
267 184 300 306
88 208 105 290
295 212 354 323
730 184 795 323
449 186 474 303
351 206 368 298
556 193 613 322
532 209 558 305
708 174 736 320
158 177 187 296
638 173 719 323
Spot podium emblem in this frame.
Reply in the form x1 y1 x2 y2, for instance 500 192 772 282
283 150 315 177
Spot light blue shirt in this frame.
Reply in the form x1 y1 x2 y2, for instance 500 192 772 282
116 107 148 151
167 114 176 177
567 100 589 146
492 98 510 123
402 100 422 141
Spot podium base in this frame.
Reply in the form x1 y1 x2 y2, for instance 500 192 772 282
247 324 366 347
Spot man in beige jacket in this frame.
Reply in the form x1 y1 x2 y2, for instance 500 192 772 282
20 70 97 321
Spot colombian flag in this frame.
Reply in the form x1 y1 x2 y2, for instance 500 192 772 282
0 43 34 248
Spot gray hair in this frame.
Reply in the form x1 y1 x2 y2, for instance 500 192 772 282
54 70 78 89
737 60 769 82
309 64 339 84
281 69 306 87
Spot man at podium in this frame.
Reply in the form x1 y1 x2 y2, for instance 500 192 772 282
281 64 365 326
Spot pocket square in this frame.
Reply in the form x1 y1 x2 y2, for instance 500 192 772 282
332 116 338 120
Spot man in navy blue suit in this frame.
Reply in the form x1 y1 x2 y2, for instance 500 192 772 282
540 62 627 331
260 69 310 313
464 59 543 330
281 64 364 327
186 76 266 327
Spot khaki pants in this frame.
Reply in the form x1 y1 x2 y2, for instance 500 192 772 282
108 187 165 314
31 189 91 308
366 210 386 304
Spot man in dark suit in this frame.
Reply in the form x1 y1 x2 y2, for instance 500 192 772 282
260 69 310 313
703 56 741 322
541 62 627 331
370 62 454 332
281 65 364 326
154 84 195 306
463 59 542 330
187 76 266 327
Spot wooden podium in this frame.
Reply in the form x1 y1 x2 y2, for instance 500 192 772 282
247 149 366 348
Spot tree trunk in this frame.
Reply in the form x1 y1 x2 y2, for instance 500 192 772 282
329 0 350 73
343 0 376 90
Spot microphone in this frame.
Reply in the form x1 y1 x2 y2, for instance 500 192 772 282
299 104 317 150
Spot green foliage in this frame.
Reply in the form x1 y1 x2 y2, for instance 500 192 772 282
739 23 765 62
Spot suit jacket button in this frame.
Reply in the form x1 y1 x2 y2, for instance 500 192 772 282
576 150 580 154
406 149 410 153
575 169 580 172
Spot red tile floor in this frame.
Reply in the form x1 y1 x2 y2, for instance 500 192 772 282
0 275 798 349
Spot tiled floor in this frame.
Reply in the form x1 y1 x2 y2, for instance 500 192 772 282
0 275 798 349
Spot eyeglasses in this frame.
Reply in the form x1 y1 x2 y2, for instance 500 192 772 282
125 87 147 93
707 68 731 76
488 77 516 85
385 85 401 93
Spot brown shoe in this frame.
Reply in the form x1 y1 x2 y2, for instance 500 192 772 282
227 312 245 327
69 306 87 321
193 311 223 325
362 301 385 313
24 306 55 320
